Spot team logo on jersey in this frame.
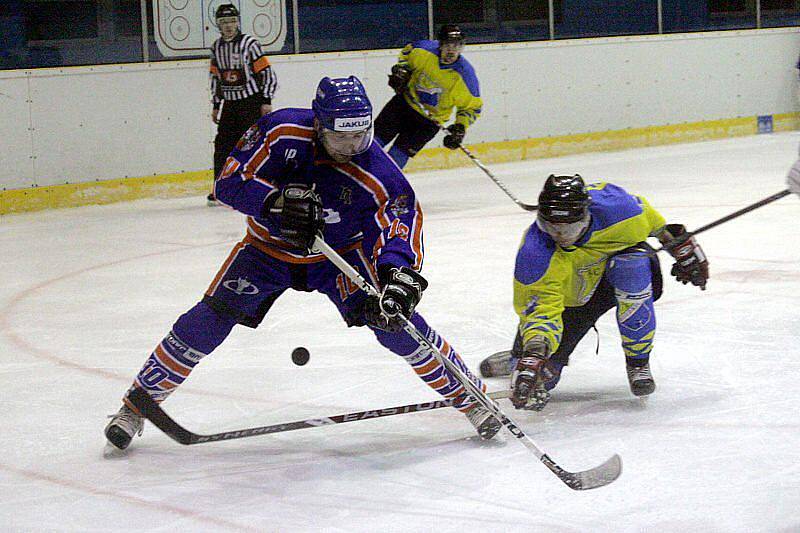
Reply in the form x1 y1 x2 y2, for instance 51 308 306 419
415 73 443 107
339 186 352 205
223 277 260 295
323 208 341 223
237 125 262 151
390 195 409 216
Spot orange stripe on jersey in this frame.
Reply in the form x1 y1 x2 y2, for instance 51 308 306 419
332 160 423 270
210 64 220 76
206 241 245 295
252 55 271 73
241 125 314 180
153 345 191 377
411 200 424 270
243 233 362 265
355 247 380 288
331 161 390 223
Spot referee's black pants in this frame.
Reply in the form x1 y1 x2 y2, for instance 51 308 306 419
214 95 264 180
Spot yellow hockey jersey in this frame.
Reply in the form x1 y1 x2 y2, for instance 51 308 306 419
514 182 666 353
396 40 482 128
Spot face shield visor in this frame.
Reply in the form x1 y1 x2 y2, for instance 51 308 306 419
319 115 374 162
537 211 591 247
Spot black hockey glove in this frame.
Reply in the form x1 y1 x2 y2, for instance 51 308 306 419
388 64 412 94
511 337 555 411
660 223 709 290
443 123 465 150
364 266 428 332
263 184 324 252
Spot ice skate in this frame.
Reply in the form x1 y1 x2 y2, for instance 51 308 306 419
479 350 515 378
206 193 219 206
105 404 144 450
626 359 655 397
465 405 502 440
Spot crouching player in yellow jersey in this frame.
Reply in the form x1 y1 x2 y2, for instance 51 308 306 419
374 25 482 168
480 175 710 411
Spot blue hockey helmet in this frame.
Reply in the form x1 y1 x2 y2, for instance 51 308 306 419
312 76 374 161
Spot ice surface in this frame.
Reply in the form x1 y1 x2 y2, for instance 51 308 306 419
1 133 799 532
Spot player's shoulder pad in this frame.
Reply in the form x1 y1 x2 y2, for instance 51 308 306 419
261 107 314 130
355 142 410 182
586 182 644 227
446 56 480 97
514 223 556 285
413 39 440 55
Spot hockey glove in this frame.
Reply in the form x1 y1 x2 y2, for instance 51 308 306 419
511 337 555 411
660 223 709 290
264 184 324 252
364 266 428 332
443 123 465 150
787 157 800 195
388 64 412 94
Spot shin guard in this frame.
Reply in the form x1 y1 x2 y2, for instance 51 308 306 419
607 253 656 362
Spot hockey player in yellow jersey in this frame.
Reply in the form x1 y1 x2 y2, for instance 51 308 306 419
374 25 482 168
479 175 710 411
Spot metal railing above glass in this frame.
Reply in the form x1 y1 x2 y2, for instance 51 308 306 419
1 0 798 71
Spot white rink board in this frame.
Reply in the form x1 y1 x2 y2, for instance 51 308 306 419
0 28 798 190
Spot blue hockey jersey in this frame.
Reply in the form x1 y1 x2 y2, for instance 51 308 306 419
213 108 424 273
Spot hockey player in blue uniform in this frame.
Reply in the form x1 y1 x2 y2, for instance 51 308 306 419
104 76 500 450
479 175 709 411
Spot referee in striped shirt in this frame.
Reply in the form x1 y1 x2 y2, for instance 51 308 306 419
208 4 278 204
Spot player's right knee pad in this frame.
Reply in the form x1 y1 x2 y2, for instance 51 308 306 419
172 301 237 355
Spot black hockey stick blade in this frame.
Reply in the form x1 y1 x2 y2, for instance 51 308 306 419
129 386 512 446
541 452 622 491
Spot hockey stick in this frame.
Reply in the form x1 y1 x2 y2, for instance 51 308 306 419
416 105 538 211
312 235 621 490
457 144 539 211
653 189 791 254
129 387 510 445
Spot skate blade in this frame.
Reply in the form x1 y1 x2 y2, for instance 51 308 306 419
102 442 131 459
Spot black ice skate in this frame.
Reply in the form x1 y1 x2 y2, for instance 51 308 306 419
105 404 144 450
626 359 656 397
479 350 514 378
465 405 502 440
206 193 219 206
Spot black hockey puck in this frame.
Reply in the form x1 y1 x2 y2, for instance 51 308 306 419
291 346 310 366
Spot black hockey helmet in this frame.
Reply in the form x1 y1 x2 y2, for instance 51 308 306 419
215 3 239 20
437 24 465 46
538 174 591 223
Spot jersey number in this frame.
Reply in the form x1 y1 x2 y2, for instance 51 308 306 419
388 219 410 241
336 274 361 302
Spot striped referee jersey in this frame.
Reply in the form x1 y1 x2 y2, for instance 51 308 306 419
210 32 278 108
